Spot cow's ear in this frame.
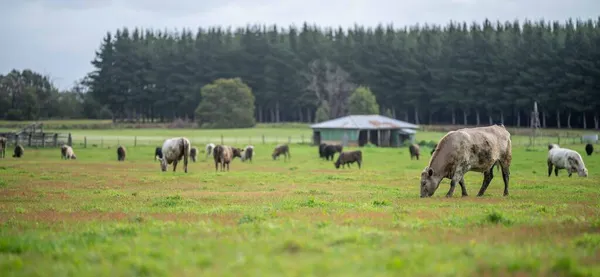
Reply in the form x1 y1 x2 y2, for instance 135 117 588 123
427 168 434 177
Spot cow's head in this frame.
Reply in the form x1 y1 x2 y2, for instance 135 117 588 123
158 158 167 172
568 156 588 177
420 167 443 198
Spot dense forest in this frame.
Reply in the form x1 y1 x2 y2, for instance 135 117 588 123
2 18 599 129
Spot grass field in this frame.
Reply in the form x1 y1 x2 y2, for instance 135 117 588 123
1 139 599 276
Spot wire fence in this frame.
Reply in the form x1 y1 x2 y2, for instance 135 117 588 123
70 134 314 148
66 133 598 149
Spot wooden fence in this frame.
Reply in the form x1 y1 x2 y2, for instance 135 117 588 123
0 132 69 148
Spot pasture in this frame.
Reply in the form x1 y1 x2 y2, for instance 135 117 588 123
1 133 600 276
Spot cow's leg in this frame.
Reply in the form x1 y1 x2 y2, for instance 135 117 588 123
477 168 494 197
555 168 559 176
568 169 572 177
459 177 468 197
500 164 510 196
417 154 419 160
357 160 361 169
173 160 178 172
446 178 458 198
547 161 553 177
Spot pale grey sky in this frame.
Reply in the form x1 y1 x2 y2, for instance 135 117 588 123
1 0 598 90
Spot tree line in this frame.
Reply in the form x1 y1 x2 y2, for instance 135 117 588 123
2 18 599 129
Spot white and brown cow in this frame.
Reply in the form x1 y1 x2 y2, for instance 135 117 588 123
158 137 191 173
420 124 512 198
213 145 242 171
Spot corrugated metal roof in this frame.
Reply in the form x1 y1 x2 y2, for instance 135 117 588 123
310 115 419 130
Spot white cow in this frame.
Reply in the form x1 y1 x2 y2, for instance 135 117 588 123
241 145 254 162
205 143 215 160
547 144 588 177
159 137 191 173
63 145 77 160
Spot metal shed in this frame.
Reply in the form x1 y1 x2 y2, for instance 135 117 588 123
310 115 419 147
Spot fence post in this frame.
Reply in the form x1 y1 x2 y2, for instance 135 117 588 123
41 133 45 148
53 134 58 147
262 135 265 144
84 137 87 148
134 136 137 147
15 134 19 146
221 135 224 145
67 133 72 147
28 133 32 147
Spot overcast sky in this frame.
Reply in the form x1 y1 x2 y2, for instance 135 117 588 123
1 0 598 90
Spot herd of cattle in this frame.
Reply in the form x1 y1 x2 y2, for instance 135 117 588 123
0 124 595 198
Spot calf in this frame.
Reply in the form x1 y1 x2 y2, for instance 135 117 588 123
419 124 512 198
241 145 254 162
13 144 24 158
205 143 215 160
117 145 126 161
64 145 77 160
272 144 290 161
0 136 6 158
213 145 243 171
547 144 588 177
323 144 343 161
158 137 191 173
190 147 198 162
585 143 593 156
154 147 163 161
409 144 420 160
334 150 362 169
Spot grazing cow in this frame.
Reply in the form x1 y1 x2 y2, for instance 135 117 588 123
272 144 291 161
431 144 437 155
213 145 243 171
334 150 362 169
64 145 77 160
158 137 191 173
190 147 198 162
323 144 343 161
13 144 24 158
585 143 594 156
205 143 215 160
117 145 126 161
0 136 7 158
409 144 420 160
419 124 512 198
241 145 254 162
154 147 163 161
318 143 328 158
547 144 588 177
60 144 69 159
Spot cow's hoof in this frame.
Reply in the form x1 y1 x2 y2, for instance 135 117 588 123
445 194 453 198
461 194 468 197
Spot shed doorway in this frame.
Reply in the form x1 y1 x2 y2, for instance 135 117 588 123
358 130 368 146
313 131 321 145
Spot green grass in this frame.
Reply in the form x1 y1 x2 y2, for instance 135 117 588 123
1 138 599 276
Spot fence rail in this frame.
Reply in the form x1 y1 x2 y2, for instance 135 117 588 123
65 133 598 149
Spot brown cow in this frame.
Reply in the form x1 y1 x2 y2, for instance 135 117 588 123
213 145 242 171
0 137 7 158
272 144 290 161
117 145 127 161
334 150 362 169
409 144 420 160
13 144 24 158
419 124 512 198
